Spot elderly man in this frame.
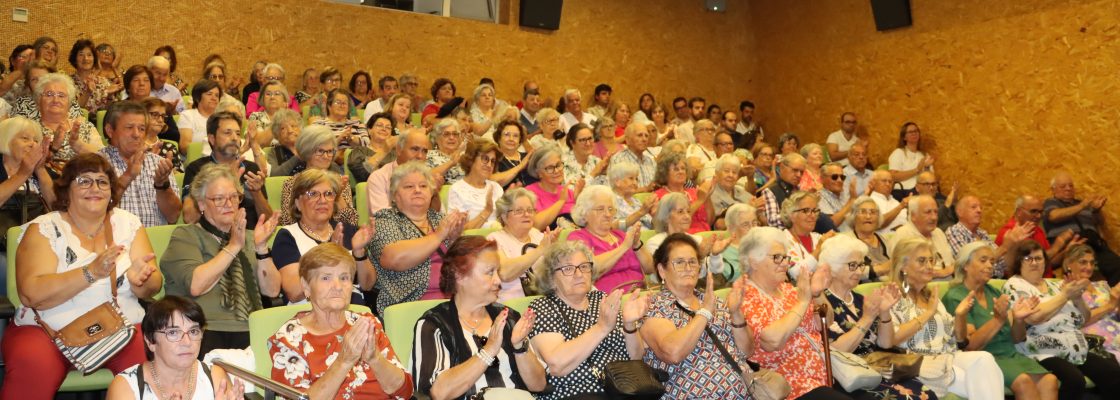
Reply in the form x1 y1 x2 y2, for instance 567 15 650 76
519 88 543 134
1043 172 1119 284
734 100 764 147
818 162 855 227
558 88 596 132
586 83 611 120
760 153 805 229
826 112 865 166
180 111 270 225
914 171 958 230
889 195 954 279
842 142 873 196
100 100 181 226
245 63 299 116
997 195 1082 275
869 169 908 234
146 56 185 113
945 195 1024 278
609 121 657 192
361 75 398 123
366 128 432 214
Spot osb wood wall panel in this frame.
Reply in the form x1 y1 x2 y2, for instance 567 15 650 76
750 0 1120 243
0 0 756 118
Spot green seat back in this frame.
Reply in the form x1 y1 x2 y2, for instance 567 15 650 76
343 149 356 189
714 288 731 301
439 185 451 212
383 299 448 366
249 303 371 378
640 229 657 243
463 227 501 237
96 110 107 136
501 295 541 314
633 192 654 205
7 226 23 308
410 113 421 127
265 176 290 213
355 182 370 226
185 142 205 165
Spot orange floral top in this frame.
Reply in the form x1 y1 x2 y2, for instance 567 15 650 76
741 281 829 399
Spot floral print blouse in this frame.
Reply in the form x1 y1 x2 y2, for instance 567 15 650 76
1003 276 1088 364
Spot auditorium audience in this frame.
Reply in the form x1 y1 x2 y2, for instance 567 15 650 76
100 101 180 227
1062 244 1120 363
180 110 269 225
998 194 1082 276
1044 171 1119 285
68 39 119 113
888 122 935 195
567 185 653 292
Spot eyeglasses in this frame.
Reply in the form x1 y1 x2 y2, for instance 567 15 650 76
716 141 735 147
856 208 879 216
156 327 203 342
768 254 792 265
314 148 338 157
670 258 701 271
477 154 495 166
74 176 111 190
917 182 938 187
207 74 225 80
304 190 337 200
736 220 758 229
206 193 243 206
1022 255 1045 265
914 255 942 268
592 206 617 214
441 131 461 139
845 261 871 271
828 174 846 181
554 262 593 276
794 207 821 215
325 78 341 84
372 122 393 130
1076 259 1099 268
148 111 167 119
576 136 594 144
1025 209 1043 216
507 207 536 216
40 90 68 100
330 100 349 106
541 163 563 174
264 75 283 81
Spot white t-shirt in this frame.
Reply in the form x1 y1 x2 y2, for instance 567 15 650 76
559 111 597 133
487 229 543 301
447 179 504 228
871 192 907 234
362 98 386 124
178 109 211 154
116 362 216 400
826 130 859 166
888 148 931 190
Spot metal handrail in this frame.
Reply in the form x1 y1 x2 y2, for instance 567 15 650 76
212 359 309 400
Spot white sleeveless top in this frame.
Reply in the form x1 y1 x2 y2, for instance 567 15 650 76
13 209 146 328
117 362 216 400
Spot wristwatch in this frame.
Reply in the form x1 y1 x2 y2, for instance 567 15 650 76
153 180 171 190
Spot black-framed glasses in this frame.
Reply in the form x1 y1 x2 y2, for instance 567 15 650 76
828 174 846 181
576 136 594 144
74 175 111 190
206 193 243 206
148 111 167 119
845 261 871 271
794 207 821 215
156 327 203 342
541 163 563 174
507 207 536 216
1022 255 1045 265
554 262 593 276
314 148 338 157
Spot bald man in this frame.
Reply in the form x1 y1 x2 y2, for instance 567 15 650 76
997 195 1080 277
1043 172 1118 284
914 171 957 230
869 169 909 234
945 195 1016 278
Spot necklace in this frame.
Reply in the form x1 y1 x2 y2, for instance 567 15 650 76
460 313 484 335
67 212 104 239
150 360 197 400
299 221 333 243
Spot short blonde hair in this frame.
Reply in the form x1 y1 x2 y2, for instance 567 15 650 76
0 117 43 156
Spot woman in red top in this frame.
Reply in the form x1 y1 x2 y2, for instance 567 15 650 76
652 152 711 233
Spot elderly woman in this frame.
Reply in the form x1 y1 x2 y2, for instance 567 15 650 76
370 161 466 314
421 78 456 126
447 137 505 229
412 236 547 399
313 88 369 150
752 143 777 190
161 164 281 357
294 68 319 105
68 39 119 113
265 109 302 171
563 123 608 187
0 116 54 235
485 188 557 301
843 196 892 281
426 118 466 186
272 169 375 304
275 125 359 226
107 296 244 400
710 154 753 227
778 132 802 160
653 152 712 233
798 143 827 192
889 122 935 194
527 241 649 399
524 144 578 230
34 72 104 176
887 238 1004 399
640 233 754 398
719 203 757 282
248 80 291 139
568 185 653 292
348 71 373 107
1063 244 1120 362
591 118 621 160
386 93 413 134
469 83 499 136
140 97 182 173
178 79 221 153
2 154 161 398
94 43 122 85
267 243 412 399
1002 241 1120 398
782 190 827 271
492 119 532 189
738 227 847 399
822 235 937 399
942 241 1059 400
346 111 395 184
608 103 632 138
531 108 563 149
607 162 655 230
647 192 731 281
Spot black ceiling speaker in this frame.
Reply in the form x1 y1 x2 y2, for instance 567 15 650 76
520 0 563 30
870 0 912 31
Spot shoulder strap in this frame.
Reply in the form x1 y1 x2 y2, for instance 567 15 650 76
200 361 213 386
673 301 743 376
135 363 146 397
547 295 577 339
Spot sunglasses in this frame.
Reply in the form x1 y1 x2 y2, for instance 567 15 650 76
828 174 846 181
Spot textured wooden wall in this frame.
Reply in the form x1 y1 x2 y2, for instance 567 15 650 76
750 0 1120 241
0 0 756 117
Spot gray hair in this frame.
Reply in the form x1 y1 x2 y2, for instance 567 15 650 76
799 143 825 161
188 163 242 205
285 169 344 223
714 154 740 173
780 190 819 228
259 81 290 104
397 127 427 153
661 139 688 156
270 109 301 137
262 63 286 80
820 161 844 176
495 188 538 226
295 124 336 161
571 185 615 227
780 152 806 167
471 83 495 107
908 194 935 220
535 107 559 123
430 118 460 143
738 226 788 274
844 195 881 230
216 95 245 116
725 203 757 229
653 192 689 233
146 55 169 70
820 234 869 276
388 161 435 203
34 72 77 103
0 116 43 156
952 241 994 285
563 88 581 102
607 161 638 187
531 240 597 295
525 144 563 179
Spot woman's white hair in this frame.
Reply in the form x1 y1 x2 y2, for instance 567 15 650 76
571 185 615 227
844 195 880 230
34 73 77 103
607 161 638 187
653 192 689 233
738 226 788 274
714 154 740 173
779 190 819 228
430 118 460 143
0 117 43 156
819 234 869 275
724 203 757 229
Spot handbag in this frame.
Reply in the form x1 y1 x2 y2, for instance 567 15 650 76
674 302 791 400
830 351 883 392
863 351 923 383
32 214 135 374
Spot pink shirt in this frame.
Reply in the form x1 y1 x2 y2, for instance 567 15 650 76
654 187 711 234
525 182 574 215
245 91 301 117
421 244 448 300
567 229 644 293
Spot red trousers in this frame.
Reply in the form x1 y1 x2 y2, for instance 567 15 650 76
2 323 146 400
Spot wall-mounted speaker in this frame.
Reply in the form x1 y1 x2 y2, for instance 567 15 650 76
870 0 912 31
520 0 563 30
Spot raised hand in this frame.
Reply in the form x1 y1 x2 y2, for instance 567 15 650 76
992 294 1011 321
795 264 812 302
330 222 345 246
699 234 715 257
862 287 884 318
243 170 264 193
253 212 280 250
228 208 248 250
352 222 376 251
88 245 126 280
539 227 559 247
483 186 495 215
573 178 587 198
340 317 371 365
809 265 831 297
623 223 641 249
1061 279 1090 298
701 268 716 313
1011 296 1040 320
153 153 174 186
598 289 623 330
360 318 382 364
711 233 734 256
125 253 157 288
215 375 246 400
879 283 902 317
18 141 46 176
622 287 651 325
485 309 510 354
726 276 746 321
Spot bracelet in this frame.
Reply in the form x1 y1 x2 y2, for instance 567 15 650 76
352 252 369 262
81 265 95 284
255 251 272 260
220 247 237 258
623 317 645 334
878 316 892 324
476 348 495 365
512 340 529 354
730 319 747 329
695 308 714 323
632 239 644 251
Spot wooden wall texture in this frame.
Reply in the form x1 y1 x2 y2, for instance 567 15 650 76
0 0 756 115
750 0 1120 242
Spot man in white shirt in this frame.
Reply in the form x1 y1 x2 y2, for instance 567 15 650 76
367 129 431 214
147 56 184 114
586 83 611 120
819 162 854 227
733 100 764 149
674 97 705 144
889 195 956 280
362 75 398 124
686 119 718 180
559 88 596 133
826 112 865 166
869 169 909 234
843 143 873 196
519 88 543 135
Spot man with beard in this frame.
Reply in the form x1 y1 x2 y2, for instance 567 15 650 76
180 111 270 224
100 100 181 226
